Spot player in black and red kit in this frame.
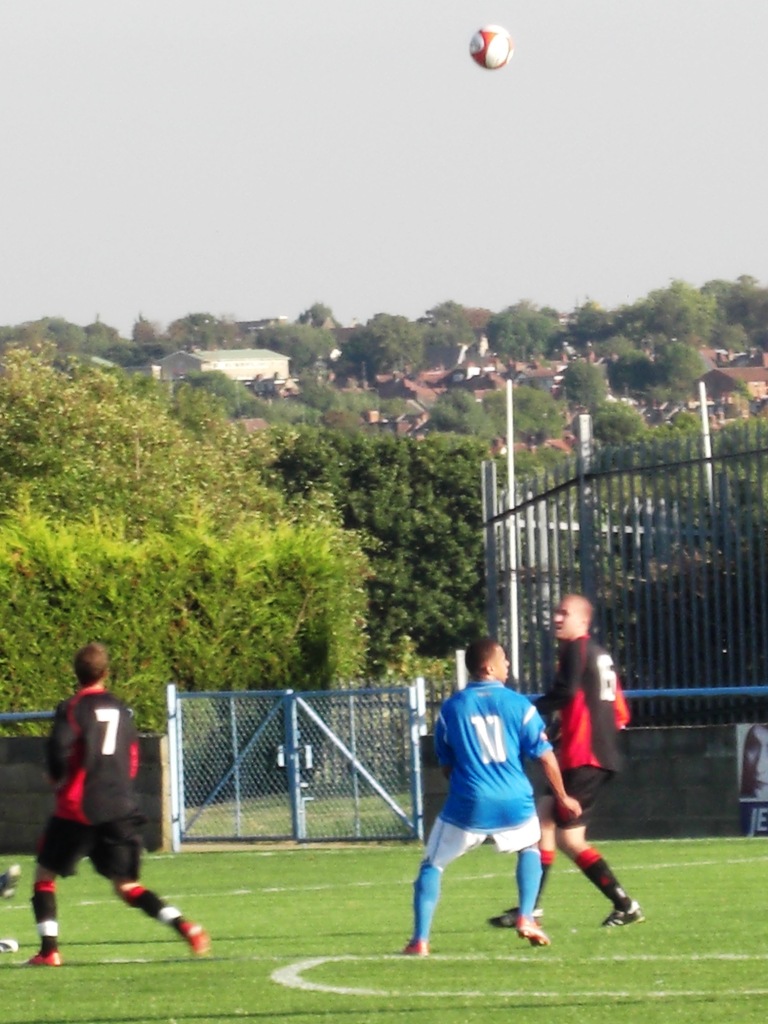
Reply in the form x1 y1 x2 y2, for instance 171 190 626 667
490 593 643 929
28 642 210 966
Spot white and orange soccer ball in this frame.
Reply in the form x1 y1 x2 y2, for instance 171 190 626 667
469 25 514 70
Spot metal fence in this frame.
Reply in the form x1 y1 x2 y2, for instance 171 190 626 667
483 415 768 726
167 683 426 849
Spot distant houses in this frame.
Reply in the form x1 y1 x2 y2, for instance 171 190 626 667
149 330 768 442
157 348 290 383
700 366 768 403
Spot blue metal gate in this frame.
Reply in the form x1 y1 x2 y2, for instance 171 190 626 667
167 684 426 850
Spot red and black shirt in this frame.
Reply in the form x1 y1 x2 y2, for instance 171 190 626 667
47 684 140 825
536 635 630 772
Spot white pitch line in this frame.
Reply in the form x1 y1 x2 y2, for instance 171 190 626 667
271 954 768 999
17 852 764 911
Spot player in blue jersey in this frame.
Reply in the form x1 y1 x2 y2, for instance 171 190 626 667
402 637 581 955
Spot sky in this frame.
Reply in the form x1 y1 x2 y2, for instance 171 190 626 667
1 1 767 337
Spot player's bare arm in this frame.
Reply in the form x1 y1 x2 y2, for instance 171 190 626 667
538 750 581 819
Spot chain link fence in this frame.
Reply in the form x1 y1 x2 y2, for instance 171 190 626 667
167 684 426 848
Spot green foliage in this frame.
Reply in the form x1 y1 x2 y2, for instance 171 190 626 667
0 317 87 356
245 395 322 426
0 510 368 730
268 430 488 669
653 410 701 437
483 386 566 443
429 390 490 436
165 313 240 350
592 403 648 445
607 349 656 398
297 302 336 328
651 341 706 402
391 379 564 445
486 302 563 361
81 320 121 357
254 322 337 373
561 361 607 410
0 350 281 536
423 301 478 352
336 314 426 379
618 279 718 344
177 370 261 418
563 300 615 350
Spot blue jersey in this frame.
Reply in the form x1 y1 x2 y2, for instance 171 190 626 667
435 680 552 831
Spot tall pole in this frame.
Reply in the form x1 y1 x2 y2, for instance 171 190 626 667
698 381 714 508
506 380 520 685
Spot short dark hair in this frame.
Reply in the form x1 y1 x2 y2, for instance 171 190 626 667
73 642 110 685
465 637 500 677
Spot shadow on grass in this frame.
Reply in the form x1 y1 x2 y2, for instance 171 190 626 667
0 996 744 1024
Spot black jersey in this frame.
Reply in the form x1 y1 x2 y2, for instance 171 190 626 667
536 636 629 772
47 683 140 825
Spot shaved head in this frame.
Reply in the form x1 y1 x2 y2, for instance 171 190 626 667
553 594 593 641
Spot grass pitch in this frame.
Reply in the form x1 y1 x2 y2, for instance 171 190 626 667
1 837 766 1024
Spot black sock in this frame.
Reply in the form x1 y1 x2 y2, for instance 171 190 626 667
123 885 166 919
537 849 555 906
576 848 632 910
32 883 59 954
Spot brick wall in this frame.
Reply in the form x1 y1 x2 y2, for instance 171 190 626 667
0 735 171 855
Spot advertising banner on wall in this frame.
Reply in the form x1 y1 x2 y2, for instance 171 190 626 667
737 722 768 836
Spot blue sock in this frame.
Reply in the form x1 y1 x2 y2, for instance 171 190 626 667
413 861 442 941
516 848 543 918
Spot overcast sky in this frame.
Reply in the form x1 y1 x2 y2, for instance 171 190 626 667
1 1 767 336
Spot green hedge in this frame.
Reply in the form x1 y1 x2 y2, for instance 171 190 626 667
0 511 368 732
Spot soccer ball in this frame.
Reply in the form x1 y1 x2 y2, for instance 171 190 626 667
469 25 514 70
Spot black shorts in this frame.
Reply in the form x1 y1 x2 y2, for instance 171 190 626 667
37 815 144 881
551 766 615 830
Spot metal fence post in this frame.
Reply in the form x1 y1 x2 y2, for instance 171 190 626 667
166 683 182 853
409 679 426 840
576 413 596 600
481 459 499 640
283 691 305 840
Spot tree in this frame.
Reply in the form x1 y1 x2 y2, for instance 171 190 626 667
0 509 369 723
177 370 259 418
423 301 476 344
321 409 363 433
482 386 565 442
652 341 705 402
295 377 340 413
131 316 172 363
618 280 717 345
335 314 426 380
429 389 490 436
563 301 614 351
297 302 336 328
593 403 647 445
607 350 656 398
0 318 86 356
165 313 240 351
0 350 282 536
486 302 562 361
561 361 607 410
82 321 121 356
655 411 701 436
268 429 488 668
703 276 768 350
255 322 337 374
